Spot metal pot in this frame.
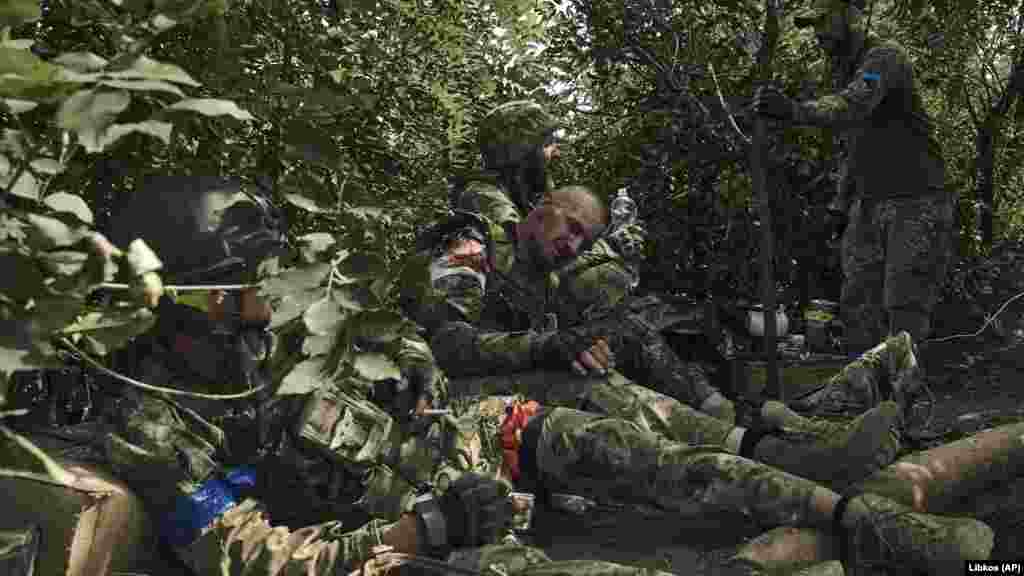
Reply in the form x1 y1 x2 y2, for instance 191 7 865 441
744 305 790 338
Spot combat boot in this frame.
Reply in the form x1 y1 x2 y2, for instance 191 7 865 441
790 333 921 417
751 402 902 491
841 493 993 576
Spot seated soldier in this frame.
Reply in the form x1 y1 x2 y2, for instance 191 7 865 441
401 185 996 574
404 186 919 492
97 175 694 576
459 99 736 422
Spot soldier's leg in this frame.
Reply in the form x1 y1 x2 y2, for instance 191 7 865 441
520 408 993 575
882 193 955 364
840 198 887 356
788 332 921 417
581 378 901 492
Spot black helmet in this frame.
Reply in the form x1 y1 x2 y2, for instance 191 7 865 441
109 176 287 284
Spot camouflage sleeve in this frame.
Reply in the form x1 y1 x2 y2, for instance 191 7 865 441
557 239 634 326
184 497 400 574
456 181 522 227
393 332 445 402
430 321 542 378
797 43 904 128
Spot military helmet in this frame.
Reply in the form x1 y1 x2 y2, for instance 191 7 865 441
477 100 558 169
794 0 866 28
109 175 287 284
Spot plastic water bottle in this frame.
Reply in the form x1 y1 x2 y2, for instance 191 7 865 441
609 187 637 234
609 187 640 290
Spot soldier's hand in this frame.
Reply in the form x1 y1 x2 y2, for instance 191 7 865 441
439 473 512 548
536 328 614 376
753 85 798 121
572 338 614 377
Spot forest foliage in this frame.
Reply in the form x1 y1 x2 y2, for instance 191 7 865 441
2 0 1024 390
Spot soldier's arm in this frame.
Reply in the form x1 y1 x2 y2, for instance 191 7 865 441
422 229 546 378
455 182 522 227
796 43 904 128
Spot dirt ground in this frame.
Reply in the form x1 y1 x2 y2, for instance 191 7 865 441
536 337 1024 575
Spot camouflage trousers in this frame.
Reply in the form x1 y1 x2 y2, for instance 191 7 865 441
840 193 954 354
449 371 825 526
447 369 735 450
530 407 821 528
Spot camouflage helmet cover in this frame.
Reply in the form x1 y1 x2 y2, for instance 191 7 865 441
477 100 558 167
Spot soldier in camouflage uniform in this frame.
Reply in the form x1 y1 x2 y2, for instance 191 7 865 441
97 176 693 576
403 185 993 574
459 100 735 422
753 0 955 356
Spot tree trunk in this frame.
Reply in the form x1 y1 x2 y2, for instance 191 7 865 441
975 51 1024 248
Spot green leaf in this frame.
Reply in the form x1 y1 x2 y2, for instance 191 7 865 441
25 213 86 249
353 351 402 381
37 249 88 277
30 158 64 176
303 296 347 336
1 170 39 200
56 90 132 153
278 357 326 395
99 79 186 97
101 121 174 148
349 309 414 344
43 192 94 224
53 52 109 72
151 14 178 31
296 232 337 263
260 263 332 329
2 99 37 114
0 0 41 28
106 56 201 87
63 307 156 356
302 334 332 356
284 193 328 213
168 98 254 120
0 345 32 388
0 46 65 100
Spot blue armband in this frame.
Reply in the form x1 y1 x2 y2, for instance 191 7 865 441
161 467 257 548
863 72 881 82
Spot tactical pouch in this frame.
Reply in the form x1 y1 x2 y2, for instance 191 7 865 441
294 382 394 467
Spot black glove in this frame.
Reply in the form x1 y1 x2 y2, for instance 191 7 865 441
439 473 512 549
532 325 609 370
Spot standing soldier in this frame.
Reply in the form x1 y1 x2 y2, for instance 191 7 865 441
753 0 955 358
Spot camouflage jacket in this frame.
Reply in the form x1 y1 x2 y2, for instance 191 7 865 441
99 303 482 567
797 34 946 201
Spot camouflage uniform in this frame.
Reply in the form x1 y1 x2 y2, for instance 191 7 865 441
790 0 954 354
100 304 682 576
459 100 722 408
402 210 996 574
403 203 905 505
